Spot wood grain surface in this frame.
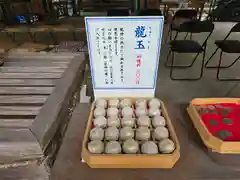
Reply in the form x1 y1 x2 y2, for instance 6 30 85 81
0 106 41 116
0 73 62 79
0 128 43 164
4 61 69 68
5 59 70 64
0 79 57 86
0 67 66 73
0 119 34 128
0 95 47 104
0 87 54 95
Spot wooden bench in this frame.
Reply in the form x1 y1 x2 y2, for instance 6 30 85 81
0 52 85 178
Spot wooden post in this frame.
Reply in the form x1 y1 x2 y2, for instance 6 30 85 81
147 0 160 9
139 0 160 9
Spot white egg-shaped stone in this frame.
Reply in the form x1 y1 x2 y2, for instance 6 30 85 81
136 127 150 141
152 115 166 128
89 127 104 141
148 107 161 117
107 107 119 117
148 98 161 108
122 107 134 117
94 107 106 117
135 106 147 117
108 99 119 107
137 116 150 127
105 127 119 141
121 117 135 127
153 127 169 140
120 127 134 140
105 141 121 154
94 116 107 128
123 139 139 154
120 99 132 108
95 99 107 108
107 116 120 127
88 140 104 154
141 141 158 154
158 138 175 153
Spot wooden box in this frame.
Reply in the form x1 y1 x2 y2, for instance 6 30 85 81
82 99 180 168
206 148 240 166
187 98 240 154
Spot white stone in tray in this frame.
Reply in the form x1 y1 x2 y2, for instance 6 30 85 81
153 126 169 140
94 116 107 128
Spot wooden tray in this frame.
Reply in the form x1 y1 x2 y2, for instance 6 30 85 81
206 147 240 166
187 98 240 154
81 99 180 168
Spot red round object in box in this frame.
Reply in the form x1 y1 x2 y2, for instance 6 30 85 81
196 103 240 141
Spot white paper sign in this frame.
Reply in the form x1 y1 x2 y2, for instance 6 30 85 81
85 16 164 98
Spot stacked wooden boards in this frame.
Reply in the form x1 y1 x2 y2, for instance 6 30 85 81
0 52 85 178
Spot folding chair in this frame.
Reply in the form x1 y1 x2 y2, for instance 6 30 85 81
107 9 130 16
132 8 163 16
205 22 240 81
166 9 198 42
165 20 214 80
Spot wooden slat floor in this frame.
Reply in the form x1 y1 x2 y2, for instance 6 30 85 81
0 55 72 166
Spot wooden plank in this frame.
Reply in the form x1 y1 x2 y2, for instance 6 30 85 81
5 59 70 65
0 106 41 116
31 53 86 151
0 119 34 128
0 95 48 105
0 162 49 179
4 61 69 68
0 87 54 95
0 73 62 79
0 128 43 164
0 79 57 86
0 67 66 73
6 55 74 61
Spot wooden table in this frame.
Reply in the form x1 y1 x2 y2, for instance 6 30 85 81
50 103 240 180
0 52 85 178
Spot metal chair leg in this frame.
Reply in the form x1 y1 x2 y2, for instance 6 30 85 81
164 49 172 67
205 47 220 68
173 31 178 41
217 51 224 80
222 55 240 68
170 51 205 81
184 32 188 40
217 52 240 81
206 49 240 69
169 51 175 80
165 50 200 68
165 27 171 43
199 48 206 79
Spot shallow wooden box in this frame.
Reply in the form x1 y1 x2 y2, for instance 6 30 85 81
187 98 240 154
206 148 240 166
82 99 180 168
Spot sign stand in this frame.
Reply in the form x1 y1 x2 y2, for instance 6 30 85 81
85 16 164 99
